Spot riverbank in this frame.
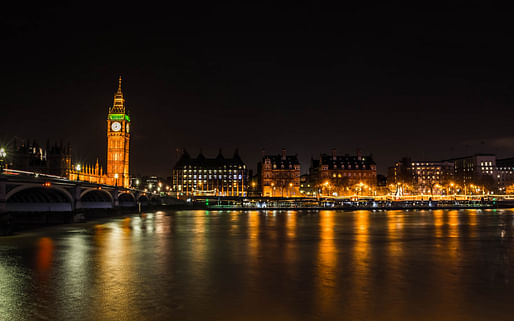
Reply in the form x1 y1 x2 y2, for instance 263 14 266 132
0 206 156 235
1 201 510 236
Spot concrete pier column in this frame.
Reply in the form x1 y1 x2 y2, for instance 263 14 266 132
113 188 119 208
0 177 6 213
74 184 82 210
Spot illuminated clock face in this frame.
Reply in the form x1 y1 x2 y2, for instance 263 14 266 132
111 122 121 132
126 123 130 133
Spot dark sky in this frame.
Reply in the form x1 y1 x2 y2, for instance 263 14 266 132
1 3 514 177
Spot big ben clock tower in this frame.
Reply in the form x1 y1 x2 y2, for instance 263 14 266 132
107 76 131 188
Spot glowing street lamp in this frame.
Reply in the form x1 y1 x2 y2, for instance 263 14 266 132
74 164 82 181
114 173 119 187
0 147 6 173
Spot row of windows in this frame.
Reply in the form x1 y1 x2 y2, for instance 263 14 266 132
329 172 374 178
177 169 244 174
176 179 244 183
324 172 373 178
418 176 439 180
177 174 243 179
411 162 441 166
182 165 245 169
322 165 372 170
414 167 442 170
178 184 242 187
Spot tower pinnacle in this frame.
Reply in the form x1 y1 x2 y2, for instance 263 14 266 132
117 76 122 93
109 76 125 114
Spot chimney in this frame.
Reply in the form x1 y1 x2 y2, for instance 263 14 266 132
281 148 286 160
331 148 337 160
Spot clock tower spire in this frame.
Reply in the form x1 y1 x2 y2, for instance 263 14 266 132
106 76 131 187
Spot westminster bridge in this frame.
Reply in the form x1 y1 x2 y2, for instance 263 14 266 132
0 169 160 213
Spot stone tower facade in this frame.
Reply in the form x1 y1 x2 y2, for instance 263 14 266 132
106 76 131 187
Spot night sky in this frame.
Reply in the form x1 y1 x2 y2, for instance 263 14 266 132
1 3 513 177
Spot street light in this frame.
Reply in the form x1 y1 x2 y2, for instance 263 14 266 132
114 173 119 187
74 164 81 181
0 147 6 173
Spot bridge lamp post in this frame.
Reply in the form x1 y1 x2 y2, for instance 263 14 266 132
75 164 81 181
0 147 6 173
114 173 119 187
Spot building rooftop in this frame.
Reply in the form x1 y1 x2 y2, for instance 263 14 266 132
263 154 300 168
313 153 376 170
174 149 245 169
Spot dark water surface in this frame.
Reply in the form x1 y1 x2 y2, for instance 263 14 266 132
1 209 514 321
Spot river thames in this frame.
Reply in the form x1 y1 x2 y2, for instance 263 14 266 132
1 209 514 320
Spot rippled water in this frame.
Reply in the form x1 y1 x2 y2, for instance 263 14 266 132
1 209 514 320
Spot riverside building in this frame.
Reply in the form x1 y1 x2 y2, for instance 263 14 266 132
309 149 377 196
259 149 301 197
172 149 248 197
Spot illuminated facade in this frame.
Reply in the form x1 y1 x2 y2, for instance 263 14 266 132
309 149 376 196
106 77 131 187
68 77 131 187
259 149 300 197
450 154 496 186
496 158 514 193
388 158 453 194
172 149 248 197
412 161 453 193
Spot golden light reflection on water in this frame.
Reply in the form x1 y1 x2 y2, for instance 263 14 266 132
351 210 370 317
191 211 208 277
4 210 514 321
468 209 478 238
433 209 444 238
247 210 260 266
448 210 459 238
286 211 297 240
230 210 239 234
433 210 461 318
386 210 404 272
316 210 336 315
92 218 134 320
284 211 298 266
384 210 405 318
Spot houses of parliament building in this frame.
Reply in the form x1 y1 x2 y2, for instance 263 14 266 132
66 77 131 188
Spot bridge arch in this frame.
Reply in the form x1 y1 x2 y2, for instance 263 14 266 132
80 188 114 202
118 192 136 202
6 184 73 203
137 194 150 202
6 185 73 212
